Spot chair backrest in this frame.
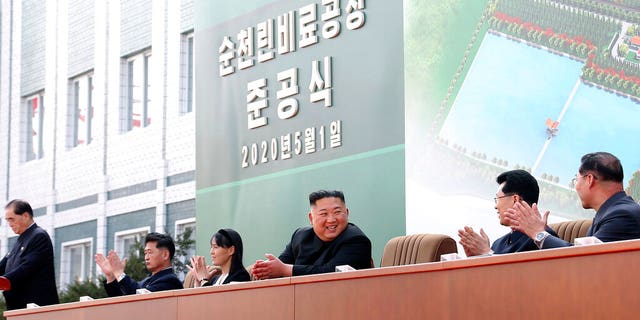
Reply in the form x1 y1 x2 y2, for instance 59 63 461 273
548 219 593 244
183 269 197 288
380 234 458 267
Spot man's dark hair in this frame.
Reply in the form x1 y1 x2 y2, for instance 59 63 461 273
309 190 345 206
579 152 623 182
212 229 245 275
5 199 34 217
145 232 176 260
496 170 539 205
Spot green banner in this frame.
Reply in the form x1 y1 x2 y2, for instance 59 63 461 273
196 0 405 266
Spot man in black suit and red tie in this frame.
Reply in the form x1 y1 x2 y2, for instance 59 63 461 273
0 199 59 310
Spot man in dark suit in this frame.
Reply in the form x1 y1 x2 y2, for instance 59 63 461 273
95 232 183 296
0 199 59 310
506 152 640 248
252 190 372 279
457 170 558 257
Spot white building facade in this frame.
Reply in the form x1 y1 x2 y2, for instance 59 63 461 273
0 0 196 289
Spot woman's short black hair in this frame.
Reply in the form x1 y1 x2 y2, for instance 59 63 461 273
211 229 245 274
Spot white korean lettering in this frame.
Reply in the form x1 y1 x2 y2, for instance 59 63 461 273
309 56 333 107
277 68 300 119
219 36 236 76
304 127 316 153
346 0 365 30
247 78 269 129
330 120 342 148
281 133 292 159
237 27 255 70
299 4 319 48
277 11 296 54
321 0 341 39
257 19 275 63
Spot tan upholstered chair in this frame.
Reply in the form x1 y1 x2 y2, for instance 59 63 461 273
183 269 198 288
380 234 458 267
548 219 592 244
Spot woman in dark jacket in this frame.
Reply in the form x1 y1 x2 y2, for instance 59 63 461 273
188 229 250 286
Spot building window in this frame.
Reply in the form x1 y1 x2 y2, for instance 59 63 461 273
114 227 150 259
69 73 94 147
122 50 152 132
60 238 93 288
180 32 194 114
24 93 45 161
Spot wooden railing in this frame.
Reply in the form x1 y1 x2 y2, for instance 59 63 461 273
6 239 640 319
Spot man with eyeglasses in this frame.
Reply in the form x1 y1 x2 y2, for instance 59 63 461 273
506 152 640 248
458 170 557 257
251 190 372 279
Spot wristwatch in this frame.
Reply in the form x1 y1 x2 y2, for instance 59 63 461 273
116 273 127 282
534 231 550 248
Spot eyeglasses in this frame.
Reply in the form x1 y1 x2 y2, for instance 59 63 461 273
494 193 514 204
571 173 598 185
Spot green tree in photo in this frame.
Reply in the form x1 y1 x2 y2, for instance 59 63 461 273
627 24 636 36
172 226 196 279
59 279 108 303
0 297 5 320
620 43 629 56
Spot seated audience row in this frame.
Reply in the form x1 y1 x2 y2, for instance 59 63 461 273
93 189 372 296
90 152 640 298
460 152 640 256
5 152 638 308
91 152 640 296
